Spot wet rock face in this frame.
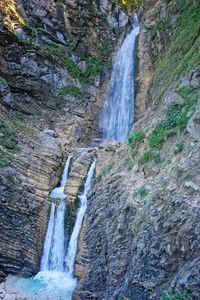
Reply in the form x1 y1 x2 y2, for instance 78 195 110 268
136 0 179 114
73 0 200 298
0 130 63 280
74 138 200 299
0 0 128 281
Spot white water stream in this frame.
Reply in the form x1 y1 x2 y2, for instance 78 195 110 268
40 154 73 272
6 155 96 300
65 159 96 276
100 14 139 142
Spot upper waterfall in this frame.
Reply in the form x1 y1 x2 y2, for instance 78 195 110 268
100 14 139 142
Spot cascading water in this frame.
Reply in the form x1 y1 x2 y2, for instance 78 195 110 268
5 13 139 300
65 158 97 276
39 202 56 272
6 155 96 300
40 154 72 272
100 14 139 142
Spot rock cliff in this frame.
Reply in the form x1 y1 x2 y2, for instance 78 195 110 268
73 0 200 299
0 0 128 280
0 0 200 299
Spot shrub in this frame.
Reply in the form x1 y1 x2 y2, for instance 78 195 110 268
148 87 198 149
98 162 114 179
128 130 145 156
59 85 84 98
152 0 200 105
154 20 167 31
174 142 184 154
139 149 163 164
161 290 191 300
137 186 149 199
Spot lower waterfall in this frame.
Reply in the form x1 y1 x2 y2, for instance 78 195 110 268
5 154 96 300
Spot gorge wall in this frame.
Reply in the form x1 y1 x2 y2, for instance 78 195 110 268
0 0 200 299
73 0 200 299
0 0 129 281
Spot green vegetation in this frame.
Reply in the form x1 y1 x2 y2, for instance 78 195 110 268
138 87 198 164
98 162 114 180
154 20 167 32
97 40 113 61
173 165 184 181
139 149 163 164
116 0 142 10
0 76 8 87
59 85 84 98
153 0 200 105
42 43 105 83
174 142 184 154
161 290 191 300
150 20 167 41
149 88 197 149
0 110 36 167
0 112 18 167
0 0 26 32
110 0 142 10
184 172 193 181
65 197 80 229
24 80 40 90
128 130 145 156
137 186 149 199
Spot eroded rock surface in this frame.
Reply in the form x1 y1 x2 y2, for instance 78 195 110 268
0 0 128 280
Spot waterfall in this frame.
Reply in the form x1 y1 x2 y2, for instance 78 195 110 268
40 202 56 271
65 158 97 276
28 156 96 299
100 14 139 142
40 154 73 272
7 13 139 300
49 198 65 271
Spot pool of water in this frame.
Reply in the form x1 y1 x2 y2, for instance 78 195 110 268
6 271 77 300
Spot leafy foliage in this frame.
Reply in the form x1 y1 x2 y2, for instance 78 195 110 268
139 149 162 164
149 88 198 149
161 290 191 300
137 186 149 198
121 0 142 10
128 130 145 156
174 142 184 154
59 85 84 98
153 0 200 105
97 162 115 180
42 43 105 83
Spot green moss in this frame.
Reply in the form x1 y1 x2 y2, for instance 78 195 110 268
128 130 145 156
59 85 84 98
0 76 8 87
0 156 11 167
137 186 149 199
42 43 105 82
0 120 18 152
154 20 167 31
161 290 191 300
24 80 40 90
65 197 80 229
153 0 200 105
139 149 163 164
0 110 37 167
149 87 198 149
174 142 184 154
98 162 114 180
